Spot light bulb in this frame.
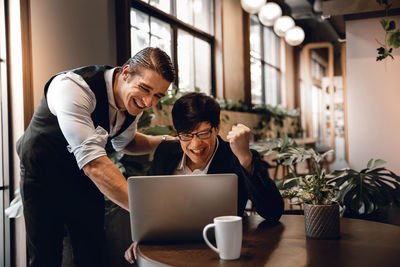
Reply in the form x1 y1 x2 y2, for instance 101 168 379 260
241 0 265 14
258 2 282 27
285 26 305 46
273 16 295 37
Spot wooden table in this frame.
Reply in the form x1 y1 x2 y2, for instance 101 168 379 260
137 215 400 267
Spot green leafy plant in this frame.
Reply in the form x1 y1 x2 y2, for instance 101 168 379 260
157 84 185 108
376 0 400 61
272 136 400 215
328 159 400 215
278 146 335 205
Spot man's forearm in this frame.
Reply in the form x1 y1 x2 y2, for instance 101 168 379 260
83 155 129 211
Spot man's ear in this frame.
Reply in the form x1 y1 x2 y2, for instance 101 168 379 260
121 65 130 81
215 122 221 134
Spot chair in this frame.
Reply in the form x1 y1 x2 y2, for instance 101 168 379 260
272 159 298 181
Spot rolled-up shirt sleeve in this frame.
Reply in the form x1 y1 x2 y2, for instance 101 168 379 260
47 72 109 169
67 126 108 169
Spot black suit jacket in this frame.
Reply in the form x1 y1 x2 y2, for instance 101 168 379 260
149 136 284 222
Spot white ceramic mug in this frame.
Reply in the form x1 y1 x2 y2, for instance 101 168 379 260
202 216 242 260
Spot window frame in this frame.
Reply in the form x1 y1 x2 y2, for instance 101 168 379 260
116 0 216 95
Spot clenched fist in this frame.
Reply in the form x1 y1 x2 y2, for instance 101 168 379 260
226 124 253 173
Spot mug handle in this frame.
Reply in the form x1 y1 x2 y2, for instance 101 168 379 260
202 223 219 253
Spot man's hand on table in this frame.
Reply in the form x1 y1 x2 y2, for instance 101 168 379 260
124 242 137 264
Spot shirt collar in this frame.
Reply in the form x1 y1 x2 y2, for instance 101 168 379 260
105 67 124 111
176 137 220 173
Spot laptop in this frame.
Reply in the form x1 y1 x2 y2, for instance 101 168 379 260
127 173 238 242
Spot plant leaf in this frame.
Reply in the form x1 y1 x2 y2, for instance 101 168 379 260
387 20 396 31
282 177 300 189
367 159 373 169
387 29 400 48
371 159 387 169
377 55 386 61
380 18 389 30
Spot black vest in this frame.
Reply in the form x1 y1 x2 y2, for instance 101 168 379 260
17 65 135 177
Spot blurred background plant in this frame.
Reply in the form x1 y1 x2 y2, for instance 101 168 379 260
376 0 400 61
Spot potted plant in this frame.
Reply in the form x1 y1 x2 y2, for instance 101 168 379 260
275 138 400 238
277 145 340 239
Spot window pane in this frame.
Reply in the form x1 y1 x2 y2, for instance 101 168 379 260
264 65 281 106
150 17 172 57
194 0 214 35
250 57 262 104
177 0 214 35
194 38 211 94
132 29 150 56
177 30 195 92
178 30 211 94
149 0 171 14
131 9 150 56
264 26 280 67
131 8 149 32
177 0 194 26
250 16 281 106
250 15 261 60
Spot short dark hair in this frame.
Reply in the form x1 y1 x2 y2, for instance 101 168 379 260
172 92 221 133
121 47 175 83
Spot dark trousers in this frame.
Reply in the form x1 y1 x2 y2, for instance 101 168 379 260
20 164 106 267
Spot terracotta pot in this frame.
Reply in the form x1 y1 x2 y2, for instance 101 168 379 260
304 202 340 239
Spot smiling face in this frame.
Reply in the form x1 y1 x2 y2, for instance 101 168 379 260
114 65 171 115
179 121 220 171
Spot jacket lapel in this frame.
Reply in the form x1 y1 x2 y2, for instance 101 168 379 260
208 136 232 174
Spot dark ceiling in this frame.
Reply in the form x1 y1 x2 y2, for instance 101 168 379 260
283 0 345 45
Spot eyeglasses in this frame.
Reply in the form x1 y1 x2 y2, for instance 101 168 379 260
178 128 213 141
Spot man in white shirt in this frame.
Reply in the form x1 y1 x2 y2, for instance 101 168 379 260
16 47 175 267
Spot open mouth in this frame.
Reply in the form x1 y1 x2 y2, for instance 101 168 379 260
133 98 146 109
190 148 206 155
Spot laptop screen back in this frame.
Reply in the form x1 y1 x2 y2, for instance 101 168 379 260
128 173 238 242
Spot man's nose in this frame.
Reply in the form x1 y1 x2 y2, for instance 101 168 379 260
142 95 153 107
190 134 203 144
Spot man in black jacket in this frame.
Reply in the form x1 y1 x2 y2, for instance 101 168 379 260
125 92 283 264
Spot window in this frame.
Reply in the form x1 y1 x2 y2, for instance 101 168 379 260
129 0 215 95
249 14 281 106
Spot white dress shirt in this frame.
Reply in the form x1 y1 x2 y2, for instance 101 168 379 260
47 68 141 169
